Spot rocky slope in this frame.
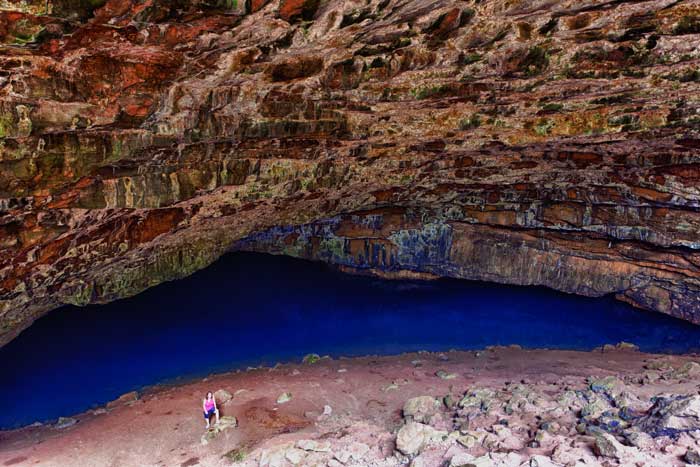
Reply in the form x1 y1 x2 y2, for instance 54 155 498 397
4 347 700 467
1 0 700 345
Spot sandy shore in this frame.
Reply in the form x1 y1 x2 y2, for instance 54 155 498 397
2 346 700 467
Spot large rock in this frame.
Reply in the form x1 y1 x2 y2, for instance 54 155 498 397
396 422 446 456
636 395 700 436
403 396 441 423
200 416 238 445
592 432 626 459
214 389 233 405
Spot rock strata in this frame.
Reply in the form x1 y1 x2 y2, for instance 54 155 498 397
1 0 700 344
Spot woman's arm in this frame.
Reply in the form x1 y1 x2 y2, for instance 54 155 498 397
202 399 206 411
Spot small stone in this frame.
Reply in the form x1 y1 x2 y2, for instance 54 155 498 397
685 448 700 464
54 417 77 429
107 390 139 409
527 455 559 467
456 433 478 448
277 392 293 404
436 370 458 380
322 404 332 415
589 376 622 395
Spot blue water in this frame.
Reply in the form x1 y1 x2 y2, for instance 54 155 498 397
2 252 700 429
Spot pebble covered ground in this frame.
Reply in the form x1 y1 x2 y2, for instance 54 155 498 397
2 345 700 467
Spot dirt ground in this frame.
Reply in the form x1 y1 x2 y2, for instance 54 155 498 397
1 346 699 467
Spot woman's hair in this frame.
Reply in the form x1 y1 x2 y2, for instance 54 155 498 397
207 391 213 398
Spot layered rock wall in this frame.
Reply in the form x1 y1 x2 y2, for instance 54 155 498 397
1 0 700 345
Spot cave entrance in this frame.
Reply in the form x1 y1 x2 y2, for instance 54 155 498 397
2 252 700 428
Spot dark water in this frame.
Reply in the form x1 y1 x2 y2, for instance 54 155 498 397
2 252 700 429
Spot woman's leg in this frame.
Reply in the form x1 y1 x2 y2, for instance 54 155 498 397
214 408 220 424
205 412 210 428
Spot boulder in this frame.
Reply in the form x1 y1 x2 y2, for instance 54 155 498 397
403 396 441 423
296 439 331 452
259 447 287 467
636 395 700 435
449 452 475 467
214 389 232 405
200 416 238 445
671 361 700 379
285 447 306 465
622 428 655 450
396 422 446 456
592 432 626 459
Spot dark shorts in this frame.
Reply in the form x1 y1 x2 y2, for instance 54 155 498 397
204 408 216 419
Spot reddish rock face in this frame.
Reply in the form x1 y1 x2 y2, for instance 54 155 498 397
278 0 319 22
0 0 700 346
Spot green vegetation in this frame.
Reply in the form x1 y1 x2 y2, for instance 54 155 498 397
590 94 632 105
534 118 555 136
0 114 14 138
460 53 483 66
302 353 321 364
663 68 700 83
410 84 452 100
223 447 247 463
539 102 563 112
607 114 640 131
459 114 481 131
673 16 700 35
520 46 549 76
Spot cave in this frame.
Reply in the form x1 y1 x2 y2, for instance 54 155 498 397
1 0 700 465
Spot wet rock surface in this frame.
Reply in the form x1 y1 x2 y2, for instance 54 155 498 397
1 0 700 345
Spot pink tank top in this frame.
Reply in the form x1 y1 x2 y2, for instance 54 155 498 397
204 399 215 411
